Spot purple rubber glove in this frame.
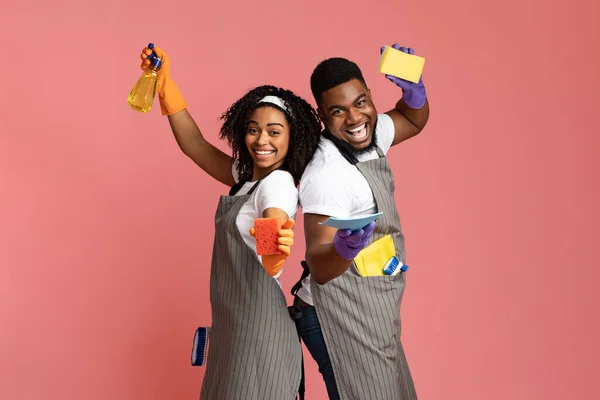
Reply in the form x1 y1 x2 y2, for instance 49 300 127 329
379 44 427 109
333 221 376 260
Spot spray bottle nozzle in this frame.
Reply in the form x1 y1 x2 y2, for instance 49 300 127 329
146 42 162 69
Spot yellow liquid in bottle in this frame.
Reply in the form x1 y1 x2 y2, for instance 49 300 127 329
127 67 159 113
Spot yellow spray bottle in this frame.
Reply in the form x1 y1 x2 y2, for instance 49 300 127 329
127 43 162 113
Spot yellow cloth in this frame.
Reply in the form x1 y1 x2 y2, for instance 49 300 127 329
354 234 396 276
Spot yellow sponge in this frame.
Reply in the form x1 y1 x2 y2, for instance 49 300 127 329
378 46 426 84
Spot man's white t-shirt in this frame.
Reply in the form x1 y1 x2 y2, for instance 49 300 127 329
232 167 298 288
297 113 395 305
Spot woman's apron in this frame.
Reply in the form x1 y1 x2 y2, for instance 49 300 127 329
310 145 418 400
199 177 302 400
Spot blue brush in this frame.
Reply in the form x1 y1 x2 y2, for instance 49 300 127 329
382 256 409 276
191 327 209 366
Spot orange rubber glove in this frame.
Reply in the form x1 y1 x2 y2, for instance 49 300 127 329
140 45 188 116
250 218 295 277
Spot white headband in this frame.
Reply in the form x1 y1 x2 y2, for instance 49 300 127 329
257 95 290 114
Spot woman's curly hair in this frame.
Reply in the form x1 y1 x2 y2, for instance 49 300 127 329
219 85 322 184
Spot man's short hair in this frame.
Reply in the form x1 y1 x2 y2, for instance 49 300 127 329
310 57 367 105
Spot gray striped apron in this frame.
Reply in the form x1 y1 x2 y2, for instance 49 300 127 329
199 177 302 400
311 144 418 400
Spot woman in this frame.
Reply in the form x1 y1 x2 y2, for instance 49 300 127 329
139 45 321 399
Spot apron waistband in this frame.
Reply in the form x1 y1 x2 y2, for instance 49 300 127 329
290 260 311 297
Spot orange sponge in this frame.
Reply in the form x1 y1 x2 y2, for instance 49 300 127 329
254 217 282 256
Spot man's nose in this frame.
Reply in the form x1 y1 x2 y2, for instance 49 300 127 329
347 108 361 124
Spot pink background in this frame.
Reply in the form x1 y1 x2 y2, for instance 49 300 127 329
1 0 599 399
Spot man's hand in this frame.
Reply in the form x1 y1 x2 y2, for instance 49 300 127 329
333 221 376 260
380 44 427 109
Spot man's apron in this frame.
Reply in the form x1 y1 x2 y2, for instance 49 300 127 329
199 177 302 400
310 144 418 400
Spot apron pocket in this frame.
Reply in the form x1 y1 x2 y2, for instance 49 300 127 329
353 235 396 277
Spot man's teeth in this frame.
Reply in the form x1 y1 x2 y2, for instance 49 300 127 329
348 123 366 133
347 123 367 139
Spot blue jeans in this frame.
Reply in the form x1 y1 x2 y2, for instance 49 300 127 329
293 301 341 400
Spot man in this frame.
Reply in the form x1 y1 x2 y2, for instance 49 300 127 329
290 44 429 399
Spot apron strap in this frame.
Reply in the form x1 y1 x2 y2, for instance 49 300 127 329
323 130 359 165
291 261 311 297
228 180 246 196
298 354 305 400
289 260 310 400
228 165 286 196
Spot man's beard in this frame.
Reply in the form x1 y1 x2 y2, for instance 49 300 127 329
323 118 378 163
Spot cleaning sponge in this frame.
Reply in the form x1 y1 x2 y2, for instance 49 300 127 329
379 46 425 83
253 217 282 256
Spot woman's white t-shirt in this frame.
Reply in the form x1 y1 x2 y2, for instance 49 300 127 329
232 167 299 287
